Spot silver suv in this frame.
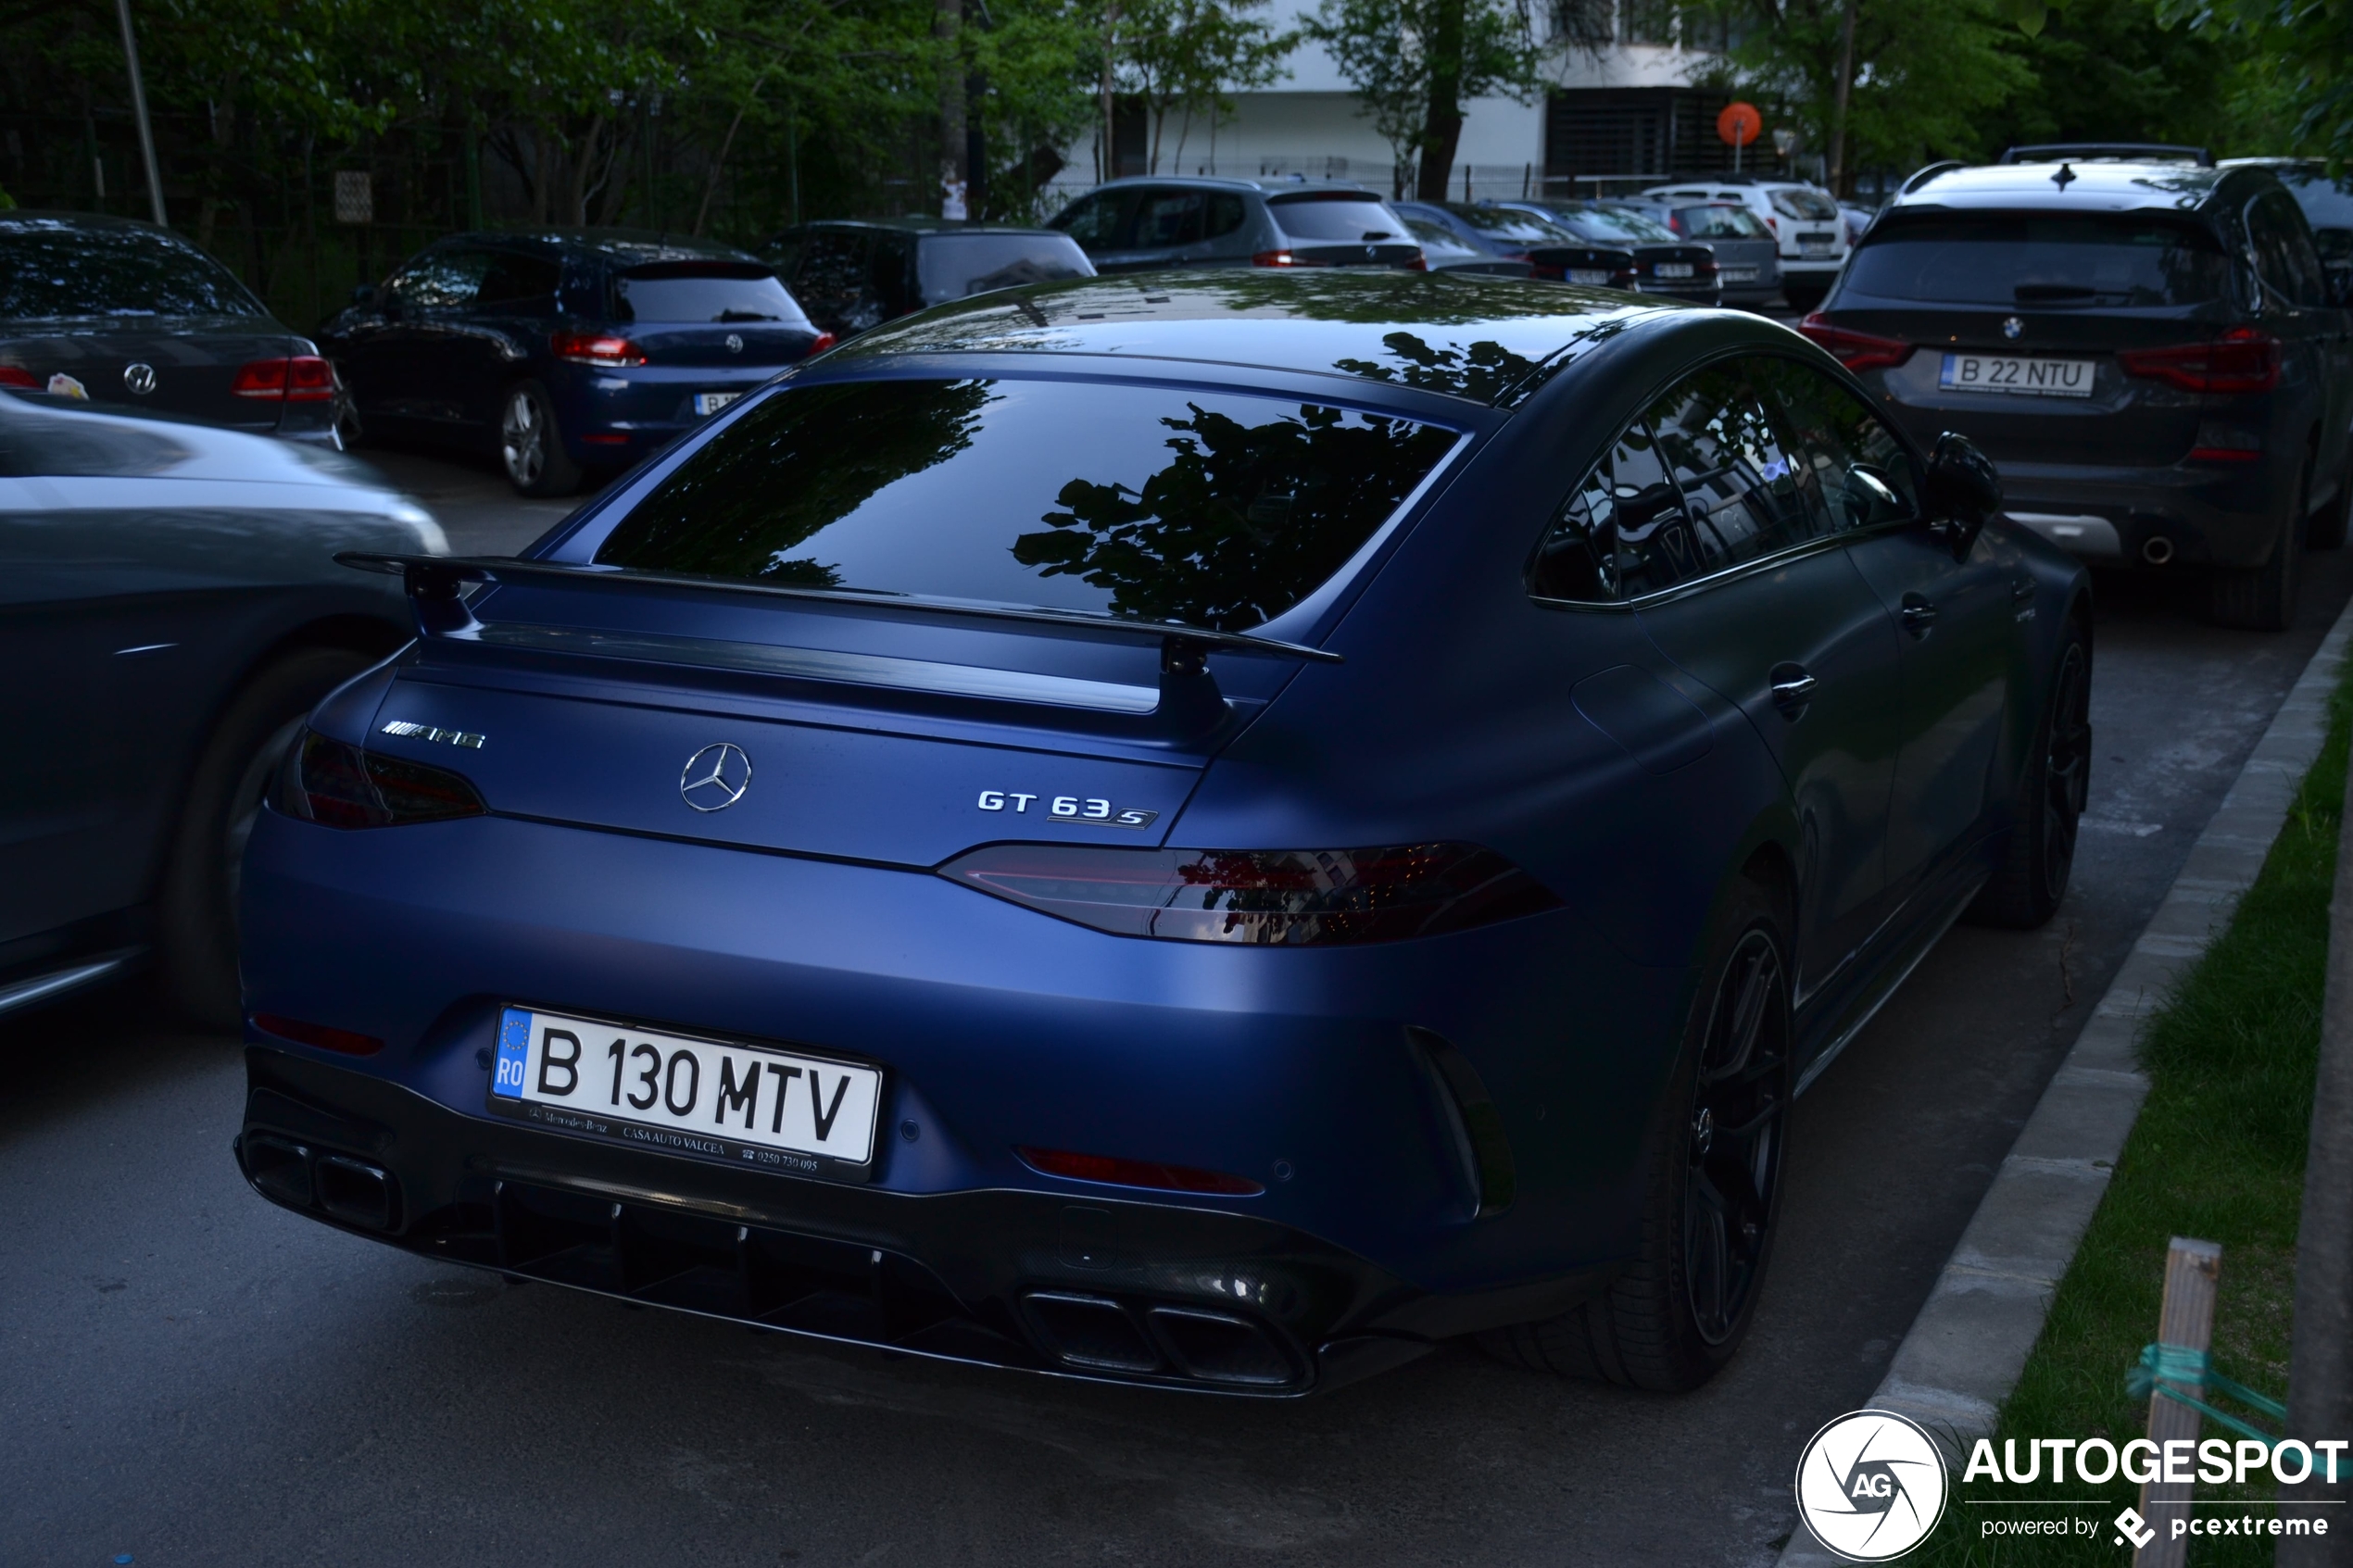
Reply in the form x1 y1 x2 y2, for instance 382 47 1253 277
1048 177 1420 273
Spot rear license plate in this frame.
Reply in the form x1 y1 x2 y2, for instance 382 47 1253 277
1939 352 2096 398
1655 262 1695 280
1567 268 1613 285
490 1006 882 1176
693 391 741 417
1799 236 1834 257
1719 266 1758 283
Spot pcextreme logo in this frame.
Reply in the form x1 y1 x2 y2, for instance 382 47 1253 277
1795 1411 1949 1562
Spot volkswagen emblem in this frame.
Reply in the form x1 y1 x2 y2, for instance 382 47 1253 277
122 362 157 395
2001 316 2024 341
679 743 752 811
724 332 744 355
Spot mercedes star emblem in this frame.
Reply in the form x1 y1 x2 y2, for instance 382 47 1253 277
724 332 744 354
2002 316 2024 341
679 742 752 811
122 362 157 395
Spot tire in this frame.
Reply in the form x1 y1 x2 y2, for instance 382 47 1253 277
1480 878 1793 1390
157 647 373 1031
499 379 583 498
2309 464 2350 552
1966 620 2090 931
2207 456 2308 631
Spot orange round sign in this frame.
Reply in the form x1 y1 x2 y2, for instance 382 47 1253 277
1718 102 1763 148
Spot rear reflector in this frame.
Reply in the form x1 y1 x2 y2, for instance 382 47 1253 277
275 731 486 829
2120 328 2281 395
1016 1147 1265 1196
581 432 630 445
233 355 337 401
252 1013 385 1056
942 842 1561 945
1797 314 1911 372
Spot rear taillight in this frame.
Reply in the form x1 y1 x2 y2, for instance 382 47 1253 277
1404 253 1428 271
551 331 647 368
0 365 36 388
1529 264 1565 281
806 331 837 356
233 355 338 401
1798 313 1912 372
940 842 1560 945
275 732 486 829
2120 327 2281 395
1252 249 1327 268
1016 1147 1264 1195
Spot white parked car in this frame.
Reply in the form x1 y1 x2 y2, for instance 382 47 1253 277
1641 175 1850 305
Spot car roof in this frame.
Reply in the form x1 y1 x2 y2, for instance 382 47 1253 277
768 219 1074 239
821 270 1667 408
442 229 762 265
1889 159 2256 216
0 210 202 239
1079 175 1380 198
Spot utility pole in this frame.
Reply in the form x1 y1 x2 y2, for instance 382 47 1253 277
937 0 967 217
114 0 166 226
1100 1 1118 182
1828 0 1858 196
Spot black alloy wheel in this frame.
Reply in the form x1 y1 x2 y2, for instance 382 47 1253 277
2208 454 2308 631
499 379 583 497
1683 928 1790 1346
1967 620 2092 930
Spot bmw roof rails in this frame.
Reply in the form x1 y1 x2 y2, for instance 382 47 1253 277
1901 161 1965 194
1998 143 2213 167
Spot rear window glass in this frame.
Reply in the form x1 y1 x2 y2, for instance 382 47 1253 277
1555 206 1678 245
1267 196 1407 242
1769 189 1841 221
595 379 1458 631
1842 215 2231 307
612 266 809 324
1679 205 1770 240
1445 207 1573 244
916 234 1091 304
0 224 263 319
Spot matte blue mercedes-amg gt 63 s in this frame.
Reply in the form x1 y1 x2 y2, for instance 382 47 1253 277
236 271 2090 1396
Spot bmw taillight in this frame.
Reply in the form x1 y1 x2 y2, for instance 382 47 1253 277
806 331 837 356
233 355 337 401
551 330 647 368
2120 328 2282 395
275 732 485 829
939 842 1560 945
1252 249 1327 268
1798 313 1911 371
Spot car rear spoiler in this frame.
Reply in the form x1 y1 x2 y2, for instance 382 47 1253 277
337 551 1340 739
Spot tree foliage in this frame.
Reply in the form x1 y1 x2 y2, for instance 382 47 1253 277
1302 0 1542 197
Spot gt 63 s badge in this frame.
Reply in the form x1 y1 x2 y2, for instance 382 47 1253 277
976 791 1157 829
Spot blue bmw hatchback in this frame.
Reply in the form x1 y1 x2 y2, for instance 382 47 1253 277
241 271 2089 1396
319 230 831 497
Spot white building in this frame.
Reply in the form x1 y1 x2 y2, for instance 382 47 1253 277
1063 0 1767 203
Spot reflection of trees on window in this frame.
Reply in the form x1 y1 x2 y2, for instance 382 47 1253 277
1012 402 1455 629
1334 331 1542 405
595 379 997 587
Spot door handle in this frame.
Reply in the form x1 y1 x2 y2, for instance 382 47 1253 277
1769 664 1818 717
1901 592 1939 636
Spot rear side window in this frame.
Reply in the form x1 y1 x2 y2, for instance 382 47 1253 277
1769 189 1840 222
0 223 264 320
612 264 810 325
596 379 1460 630
477 251 561 307
1207 193 1248 239
391 249 489 309
1052 190 1141 250
1556 206 1678 245
785 232 874 332
1647 367 1818 568
917 234 1091 304
1759 358 1919 533
2246 192 2329 307
1529 420 1693 601
1137 189 1207 246
1268 194 1406 241
1447 207 1573 245
1680 206 1769 240
1843 215 2231 307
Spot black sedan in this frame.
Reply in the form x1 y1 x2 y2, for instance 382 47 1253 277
0 386 443 1028
1499 200 1722 304
0 212 341 445
320 231 830 497
761 220 1094 339
1390 202 1637 287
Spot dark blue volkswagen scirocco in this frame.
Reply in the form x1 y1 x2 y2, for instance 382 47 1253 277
237 271 2089 1396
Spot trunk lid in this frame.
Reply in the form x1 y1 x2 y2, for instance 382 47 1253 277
0 319 305 433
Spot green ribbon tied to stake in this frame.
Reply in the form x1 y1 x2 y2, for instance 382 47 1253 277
2128 1341 2291 1448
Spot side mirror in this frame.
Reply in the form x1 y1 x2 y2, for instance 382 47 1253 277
1924 431 2001 559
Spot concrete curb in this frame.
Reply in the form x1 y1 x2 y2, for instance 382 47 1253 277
1778 599 2353 1566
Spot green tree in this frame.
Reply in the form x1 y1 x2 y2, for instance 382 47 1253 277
1302 0 1542 198
2156 0 2353 162
1119 0 1294 173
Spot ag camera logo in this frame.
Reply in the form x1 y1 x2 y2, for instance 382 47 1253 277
1795 1410 1950 1561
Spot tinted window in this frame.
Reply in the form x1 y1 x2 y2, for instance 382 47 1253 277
1444 207 1577 245
1267 195 1404 241
0 224 265 320
613 264 807 324
1053 190 1140 250
917 233 1090 304
477 251 561 307
789 232 875 332
1403 218 1479 260
1554 206 1679 244
2247 192 2328 307
1842 215 2231 307
1768 188 1841 221
1760 358 1919 533
1529 420 1698 601
392 248 488 309
1207 193 1248 240
1647 366 1819 570
597 379 1458 630
1679 205 1770 240
1137 189 1206 246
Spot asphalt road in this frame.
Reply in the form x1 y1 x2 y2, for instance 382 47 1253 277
6 449 2349 1567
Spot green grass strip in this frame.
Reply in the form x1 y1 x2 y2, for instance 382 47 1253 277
1914 659 2353 1566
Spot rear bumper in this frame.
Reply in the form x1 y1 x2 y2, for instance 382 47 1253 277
548 362 788 466
1986 459 2284 569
